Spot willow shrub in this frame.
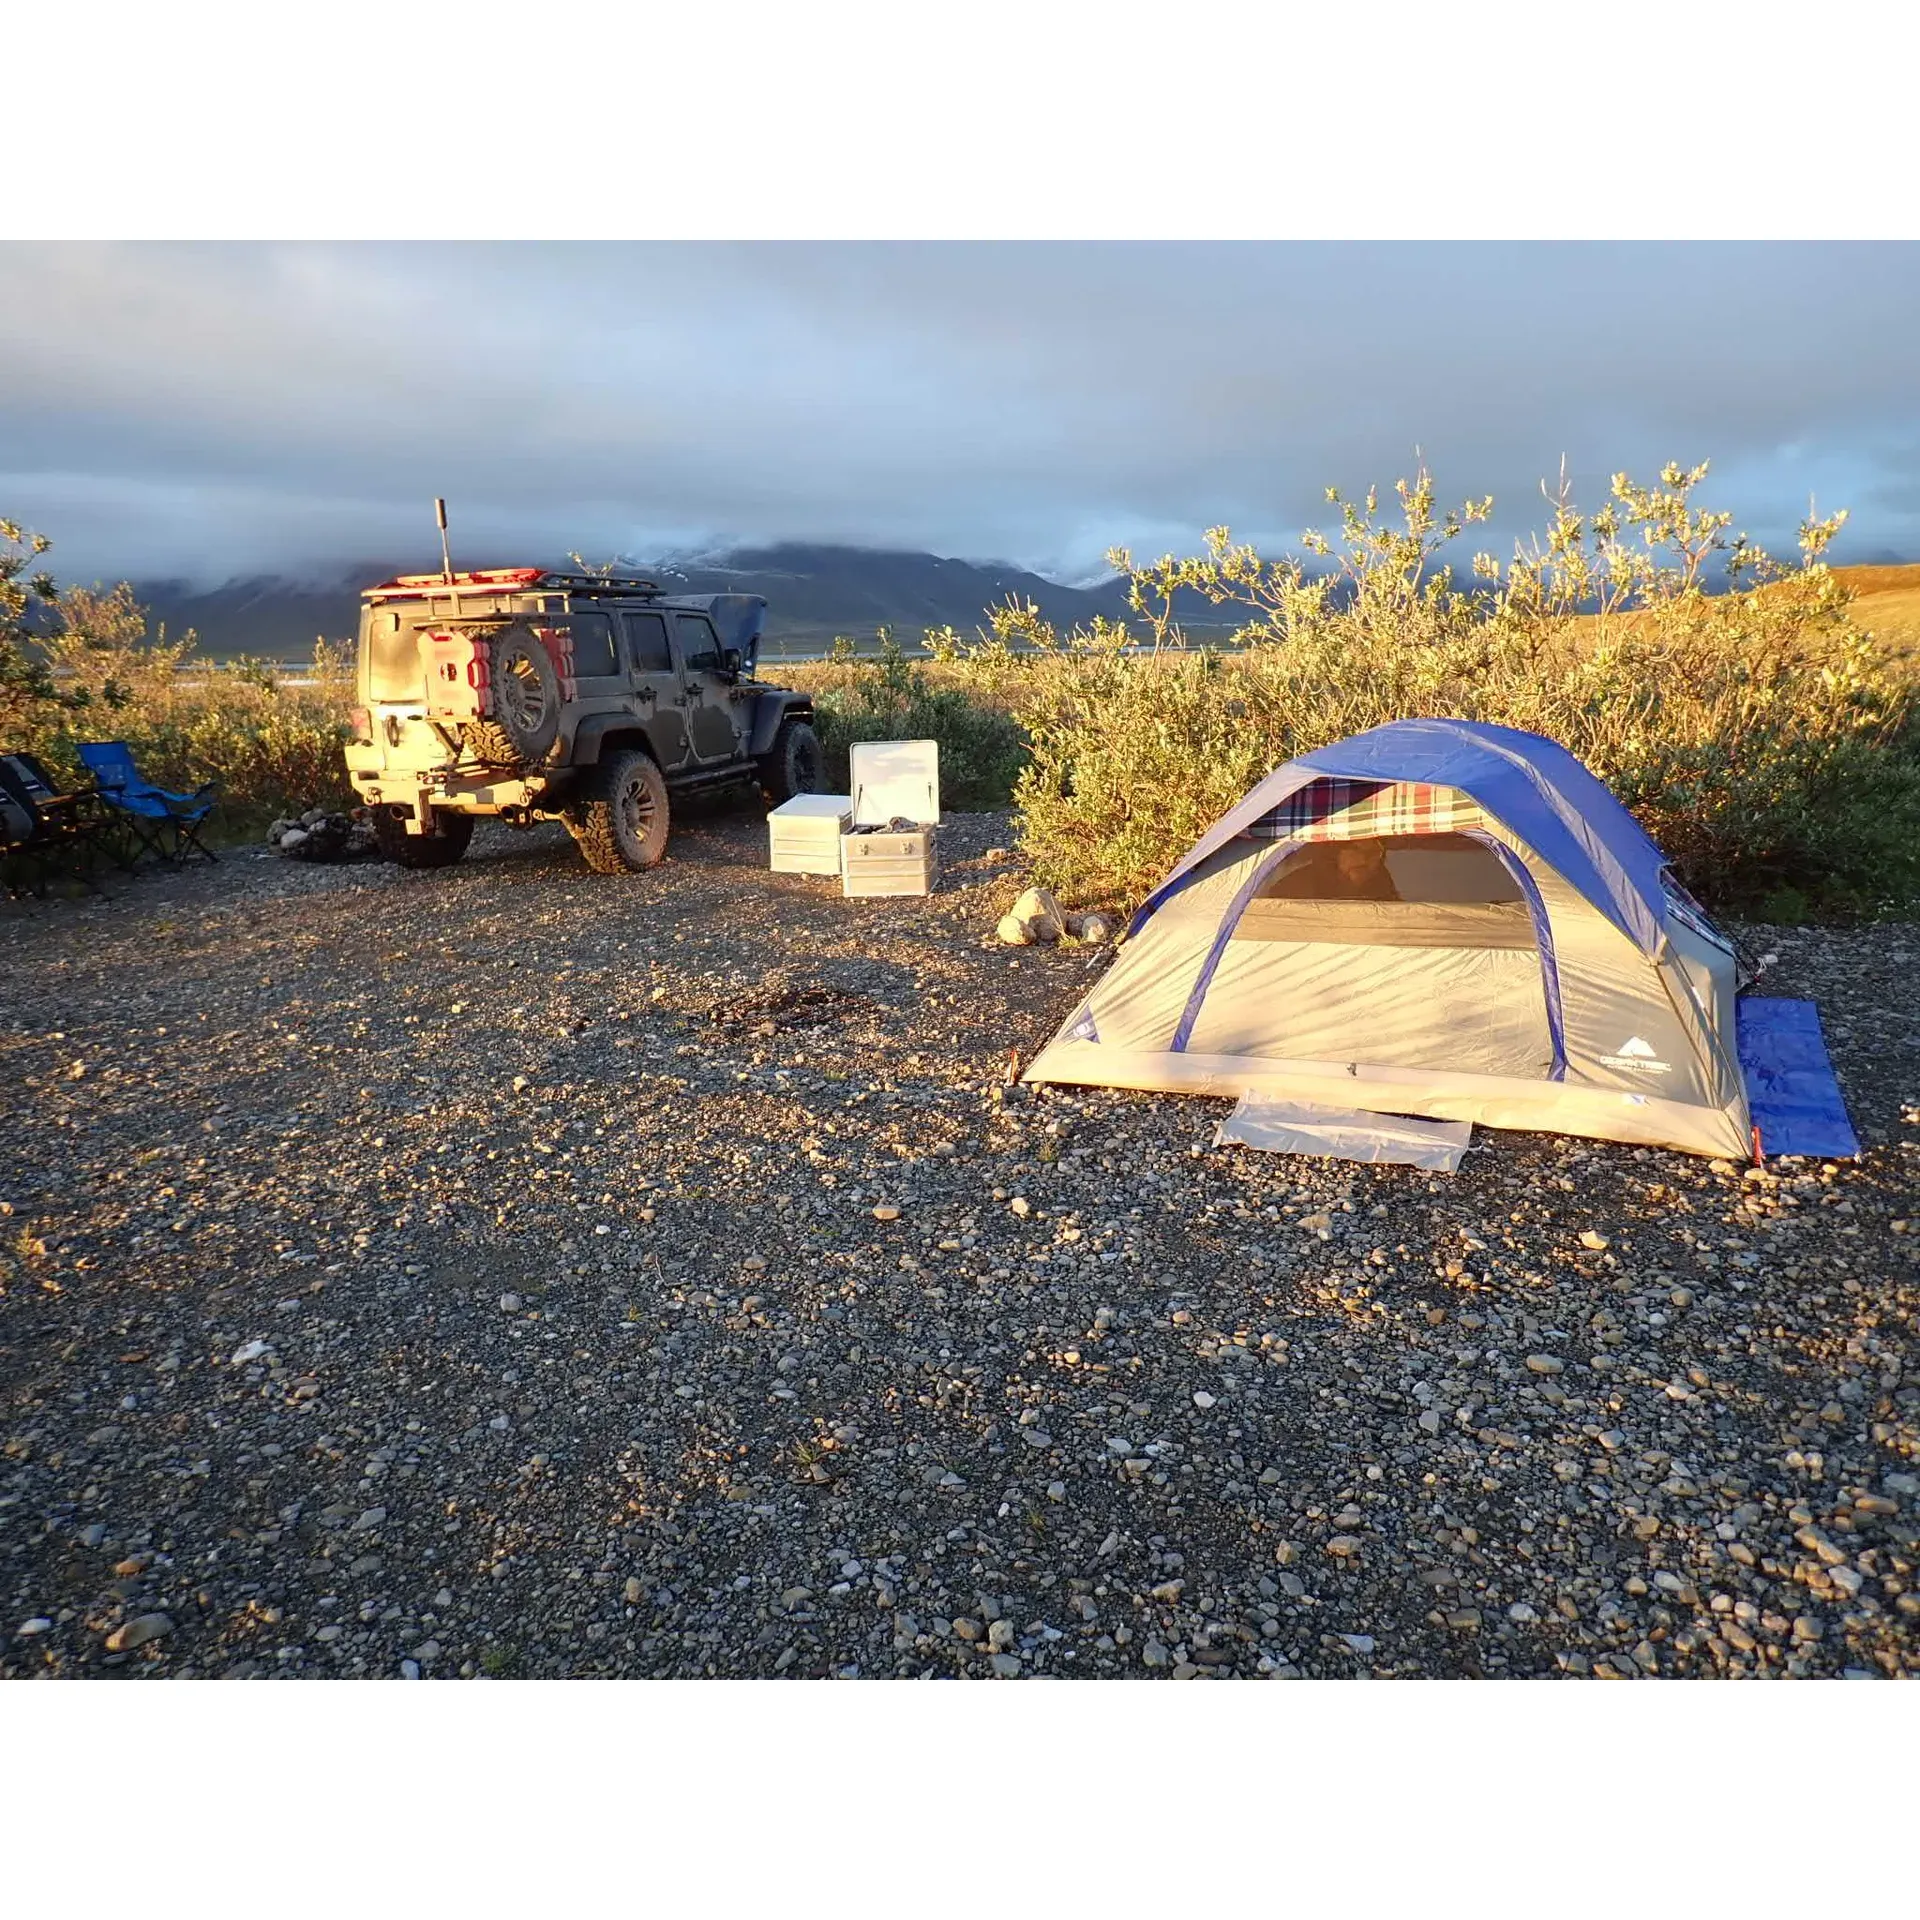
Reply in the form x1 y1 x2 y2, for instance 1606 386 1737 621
936 464 1919 919
11 573 354 827
793 635 1027 814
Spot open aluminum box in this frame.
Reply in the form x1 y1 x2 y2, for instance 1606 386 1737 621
842 738 940 897
768 792 852 876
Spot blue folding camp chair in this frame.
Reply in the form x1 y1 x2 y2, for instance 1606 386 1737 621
76 741 221 866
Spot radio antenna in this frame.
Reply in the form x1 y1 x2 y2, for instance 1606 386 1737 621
434 497 454 583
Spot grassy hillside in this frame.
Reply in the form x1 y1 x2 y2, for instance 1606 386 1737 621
1834 563 1920 675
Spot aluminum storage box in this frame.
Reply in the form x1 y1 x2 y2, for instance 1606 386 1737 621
841 825 938 897
841 739 941 898
768 792 852 876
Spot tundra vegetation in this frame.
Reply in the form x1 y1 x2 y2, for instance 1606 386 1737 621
5 461 1918 918
3 519 354 821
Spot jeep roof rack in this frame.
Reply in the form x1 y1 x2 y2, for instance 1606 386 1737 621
364 568 663 600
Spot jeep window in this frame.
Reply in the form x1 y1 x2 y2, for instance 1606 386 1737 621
673 613 722 674
563 610 618 678
623 611 673 674
368 609 421 700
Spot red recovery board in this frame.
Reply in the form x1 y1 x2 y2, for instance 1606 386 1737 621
416 628 489 721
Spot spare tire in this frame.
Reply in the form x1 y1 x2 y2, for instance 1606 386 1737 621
463 624 561 766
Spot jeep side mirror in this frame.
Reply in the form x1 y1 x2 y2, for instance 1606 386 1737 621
722 647 744 680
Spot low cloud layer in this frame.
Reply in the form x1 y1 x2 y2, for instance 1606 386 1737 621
1 241 1916 584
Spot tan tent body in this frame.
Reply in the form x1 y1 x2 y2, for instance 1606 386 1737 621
1025 721 1752 1159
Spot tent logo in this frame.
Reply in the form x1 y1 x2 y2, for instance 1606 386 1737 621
1603 1035 1671 1073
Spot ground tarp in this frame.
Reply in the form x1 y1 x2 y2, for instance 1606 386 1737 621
1213 1093 1474 1171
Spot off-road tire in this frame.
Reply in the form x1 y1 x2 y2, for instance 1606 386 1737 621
566 750 670 874
371 805 475 870
462 624 562 767
758 717 825 806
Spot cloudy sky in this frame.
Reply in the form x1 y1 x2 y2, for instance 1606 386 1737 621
1 241 1917 585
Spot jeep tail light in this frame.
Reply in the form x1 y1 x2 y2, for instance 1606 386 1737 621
349 706 372 743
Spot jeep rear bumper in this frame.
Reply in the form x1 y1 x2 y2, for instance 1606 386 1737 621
347 751 558 829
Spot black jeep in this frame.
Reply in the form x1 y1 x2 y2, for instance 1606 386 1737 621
344 567 824 872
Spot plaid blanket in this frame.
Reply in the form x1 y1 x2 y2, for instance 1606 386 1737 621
1250 779 1482 841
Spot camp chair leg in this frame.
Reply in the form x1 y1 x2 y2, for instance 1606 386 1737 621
116 812 171 868
172 816 218 864
3 845 50 899
100 815 144 872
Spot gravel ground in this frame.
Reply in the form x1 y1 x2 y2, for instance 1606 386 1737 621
2 796 1916 1680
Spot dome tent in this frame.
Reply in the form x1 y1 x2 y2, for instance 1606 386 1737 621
1023 719 1754 1160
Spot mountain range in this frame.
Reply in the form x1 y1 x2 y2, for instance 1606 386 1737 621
135 538 1907 661
130 544 1203 659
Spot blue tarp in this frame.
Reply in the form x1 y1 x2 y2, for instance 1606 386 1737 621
1143 719 1675 952
1736 997 1860 1160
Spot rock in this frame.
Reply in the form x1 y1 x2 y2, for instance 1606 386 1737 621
1579 1230 1611 1251
624 1577 645 1605
278 829 311 852
995 914 1034 947
1525 1354 1564 1375
1141 1640 1171 1669
16 1618 52 1637
1070 913 1116 945
871 1204 900 1222
952 1617 982 1643
1326 1536 1362 1558
1149 1580 1185 1603
353 1507 387 1532
987 1619 1016 1652
1192 1391 1216 1409
989 1653 1022 1677
1008 886 1066 944
400 1659 422 1680
105 1613 173 1653
1340 1634 1376 1654
498 1293 523 1313
229 1338 273 1366
1445 1609 1481 1631
1507 1602 1539 1623
1795 1528 1848 1567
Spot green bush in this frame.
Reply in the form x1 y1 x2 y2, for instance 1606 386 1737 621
2 534 353 830
798 633 1027 812
937 464 1920 918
